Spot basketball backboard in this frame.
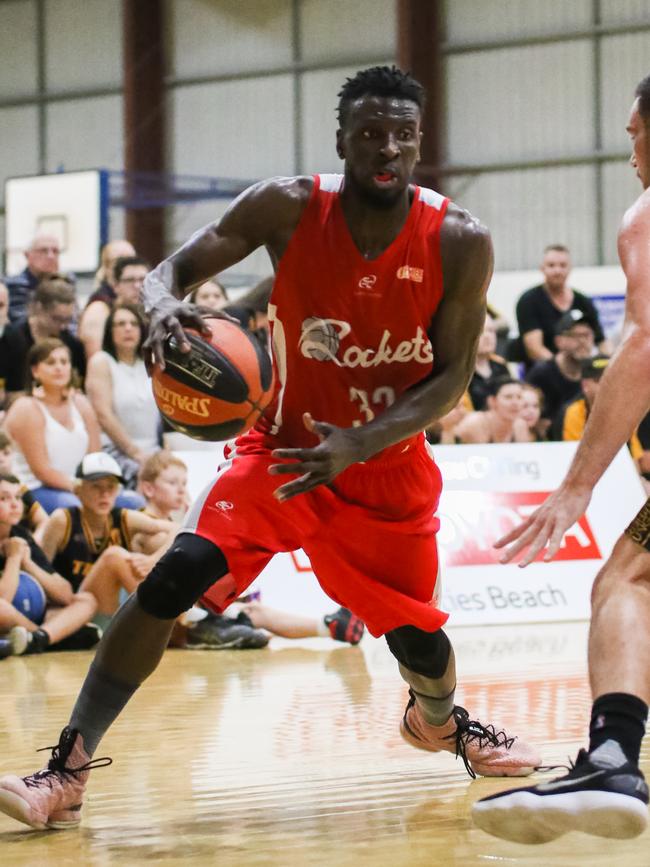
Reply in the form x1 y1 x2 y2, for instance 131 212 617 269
4 170 107 275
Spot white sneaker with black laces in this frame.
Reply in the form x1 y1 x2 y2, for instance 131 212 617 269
472 740 649 844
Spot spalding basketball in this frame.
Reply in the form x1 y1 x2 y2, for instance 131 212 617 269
151 318 274 441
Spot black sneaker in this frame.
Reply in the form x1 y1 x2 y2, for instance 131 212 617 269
185 614 269 650
9 627 50 656
472 739 649 844
0 638 13 659
52 624 103 652
323 608 365 645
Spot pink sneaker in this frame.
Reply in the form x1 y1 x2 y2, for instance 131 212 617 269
400 692 541 778
0 727 111 830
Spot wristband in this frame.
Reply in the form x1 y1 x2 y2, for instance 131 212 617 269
142 260 175 315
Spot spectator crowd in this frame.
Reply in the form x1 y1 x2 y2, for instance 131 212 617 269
0 233 643 661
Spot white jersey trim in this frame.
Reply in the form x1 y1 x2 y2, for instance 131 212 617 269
418 186 446 210
318 173 343 193
182 456 234 534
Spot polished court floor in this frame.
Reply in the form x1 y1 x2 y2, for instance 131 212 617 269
1 620 649 866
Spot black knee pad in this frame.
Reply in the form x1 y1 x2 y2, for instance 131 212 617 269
137 533 229 619
385 625 451 678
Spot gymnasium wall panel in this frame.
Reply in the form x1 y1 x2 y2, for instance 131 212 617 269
0 0 37 99
168 0 292 79
45 96 124 172
167 198 273 284
600 0 650 24
601 161 643 266
447 165 597 270
300 0 395 63
300 63 392 174
171 76 294 178
600 33 650 152
444 0 591 43
445 40 593 165
44 0 122 90
0 106 39 196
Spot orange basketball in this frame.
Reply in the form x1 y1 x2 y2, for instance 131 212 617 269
151 318 275 441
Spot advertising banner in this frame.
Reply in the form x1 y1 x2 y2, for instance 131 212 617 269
177 442 646 627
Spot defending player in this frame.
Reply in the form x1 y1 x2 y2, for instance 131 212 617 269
0 66 541 831
472 74 650 843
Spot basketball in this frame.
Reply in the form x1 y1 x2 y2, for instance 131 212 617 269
11 572 47 625
151 317 274 441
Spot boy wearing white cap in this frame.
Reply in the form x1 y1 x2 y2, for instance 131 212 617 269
39 453 174 616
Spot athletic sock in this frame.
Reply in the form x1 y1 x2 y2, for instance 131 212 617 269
69 662 139 757
588 692 648 766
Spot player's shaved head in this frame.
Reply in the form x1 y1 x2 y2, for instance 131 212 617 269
337 65 425 127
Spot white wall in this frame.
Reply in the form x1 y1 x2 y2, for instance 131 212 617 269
442 0 650 270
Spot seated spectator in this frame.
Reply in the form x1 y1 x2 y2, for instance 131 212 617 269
554 357 643 467
455 377 529 444
486 302 511 358
79 255 148 358
635 411 650 482
520 384 547 442
216 600 365 646
225 276 273 348
515 244 611 365
132 452 189 554
0 473 98 659
0 431 48 538
425 394 471 444
39 453 173 618
468 315 509 410
187 279 229 311
89 239 136 308
4 233 65 323
0 275 86 402
85 303 160 489
526 309 595 433
5 338 101 512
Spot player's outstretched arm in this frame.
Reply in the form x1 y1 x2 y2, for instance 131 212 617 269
497 190 650 566
270 207 493 501
142 177 310 366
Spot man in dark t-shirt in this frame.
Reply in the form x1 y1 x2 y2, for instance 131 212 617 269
515 244 611 365
0 275 86 399
526 310 596 433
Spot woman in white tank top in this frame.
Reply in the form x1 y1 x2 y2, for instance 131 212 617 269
84 303 160 488
6 338 101 496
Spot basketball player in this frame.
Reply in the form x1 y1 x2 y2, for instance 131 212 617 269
472 74 650 843
0 66 541 831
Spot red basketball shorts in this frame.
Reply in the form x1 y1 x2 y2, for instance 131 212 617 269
186 437 448 637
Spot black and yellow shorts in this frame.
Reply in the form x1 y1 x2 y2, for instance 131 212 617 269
625 497 650 550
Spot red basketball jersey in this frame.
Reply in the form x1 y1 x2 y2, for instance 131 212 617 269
250 173 449 461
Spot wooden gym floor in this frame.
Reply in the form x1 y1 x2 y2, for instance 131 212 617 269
1 620 648 867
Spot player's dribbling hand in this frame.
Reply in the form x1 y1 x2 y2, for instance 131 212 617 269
494 484 592 567
144 298 214 371
269 413 365 502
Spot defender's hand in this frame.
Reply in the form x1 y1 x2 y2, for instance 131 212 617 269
494 484 592 567
269 413 365 502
